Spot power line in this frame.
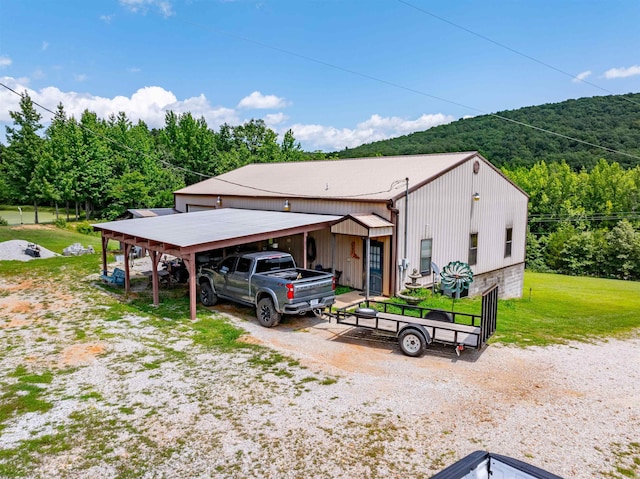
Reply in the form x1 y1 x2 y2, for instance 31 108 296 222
169 17 640 163
397 0 640 108
0 82 407 199
0 81 212 179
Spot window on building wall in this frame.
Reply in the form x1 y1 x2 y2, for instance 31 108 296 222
469 233 478 265
420 239 433 275
505 227 513 257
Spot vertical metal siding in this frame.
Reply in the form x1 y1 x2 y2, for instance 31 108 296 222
175 195 390 218
395 156 528 281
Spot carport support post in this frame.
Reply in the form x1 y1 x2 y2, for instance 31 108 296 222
331 233 336 273
184 253 197 321
123 243 131 293
302 231 308 269
101 235 108 276
150 250 161 306
365 236 371 300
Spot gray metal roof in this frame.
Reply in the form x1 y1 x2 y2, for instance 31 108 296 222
127 208 179 218
175 152 479 201
94 208 341 250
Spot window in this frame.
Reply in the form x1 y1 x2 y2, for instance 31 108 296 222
469 233 478 265
236 257 252 273
218 256 237 274
505 228 513 257
420 239 433 274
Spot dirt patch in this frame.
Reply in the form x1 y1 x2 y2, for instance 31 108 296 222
60 343 106 366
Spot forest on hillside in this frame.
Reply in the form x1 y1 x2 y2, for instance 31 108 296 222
337 93 640 170
1 91 639 280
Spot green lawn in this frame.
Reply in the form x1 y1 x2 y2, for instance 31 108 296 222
0 209 58 225
0 224 115 254
399 272 640 346
497 272 640 346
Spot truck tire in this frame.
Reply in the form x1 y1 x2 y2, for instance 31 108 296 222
257 297 281 328
200 281 218 306
398 328 427 357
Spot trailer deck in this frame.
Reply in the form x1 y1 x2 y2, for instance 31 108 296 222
333 285 498 357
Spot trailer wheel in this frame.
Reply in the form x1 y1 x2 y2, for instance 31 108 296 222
200 282 218 306
257 297 281 328
398 328 427 357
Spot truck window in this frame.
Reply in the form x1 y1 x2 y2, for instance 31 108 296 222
218 256 237 274
255 256 295 273
236 257 252 274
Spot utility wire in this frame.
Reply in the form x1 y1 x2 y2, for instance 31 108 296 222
170 17 640 163
4 7 640 190
0 81 406 198
0 81 211 179
397 0 640 108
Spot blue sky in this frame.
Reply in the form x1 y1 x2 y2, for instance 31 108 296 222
1 0 639 151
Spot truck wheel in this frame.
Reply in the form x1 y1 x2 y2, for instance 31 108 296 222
257 297 281 328
398 328 426 357
200 282 218 306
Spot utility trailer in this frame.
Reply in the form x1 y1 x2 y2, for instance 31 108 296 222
333 285 498 357
430 450 564 479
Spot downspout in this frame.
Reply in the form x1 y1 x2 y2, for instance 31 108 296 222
387 200 399 296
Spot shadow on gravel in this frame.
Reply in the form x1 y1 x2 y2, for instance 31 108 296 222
329 327 486 363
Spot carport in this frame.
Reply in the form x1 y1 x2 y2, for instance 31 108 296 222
93 208 342 320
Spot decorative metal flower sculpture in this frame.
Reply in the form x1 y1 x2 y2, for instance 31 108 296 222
440 261 474 308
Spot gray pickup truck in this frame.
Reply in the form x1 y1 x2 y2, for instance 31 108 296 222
197 251 336 327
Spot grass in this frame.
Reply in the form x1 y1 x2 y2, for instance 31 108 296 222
391 272 640 346
0 224 113 254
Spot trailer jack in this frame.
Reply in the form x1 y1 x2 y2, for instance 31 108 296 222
455 344 465 356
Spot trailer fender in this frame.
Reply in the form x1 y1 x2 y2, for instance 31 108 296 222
397 324 431 357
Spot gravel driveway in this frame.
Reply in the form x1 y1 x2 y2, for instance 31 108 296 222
0 261 638 478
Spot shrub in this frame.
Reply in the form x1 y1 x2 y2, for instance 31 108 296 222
0 216 8 226
75 221 94 235
54 218 67 229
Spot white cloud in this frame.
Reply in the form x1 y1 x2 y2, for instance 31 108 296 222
74 73 88 82
604 65 640 79
572 70 591 83
237 91 289 109
100 14 115 24
127 67 142 73
41 41 49 51
0 77 238 129
119 0 174 17
0 56 12 68
264 112 287 126
289 113 454 151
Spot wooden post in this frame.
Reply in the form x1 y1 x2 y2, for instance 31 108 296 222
365 237 371 300
184 253 197 321
123 243 131 293
101 235 108 276
302 231 308 269
331 233 336 274
150 250 161 306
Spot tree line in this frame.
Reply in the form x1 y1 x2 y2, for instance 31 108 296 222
503 160 640 280
0 92 307 221
1 92 639 280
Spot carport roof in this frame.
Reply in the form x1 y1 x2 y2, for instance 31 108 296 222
93 208 342 254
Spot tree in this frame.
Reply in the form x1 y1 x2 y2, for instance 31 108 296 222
3 92 46 222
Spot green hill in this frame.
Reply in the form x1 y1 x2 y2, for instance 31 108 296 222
336 93 640 170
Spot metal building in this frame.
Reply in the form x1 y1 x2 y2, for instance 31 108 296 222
174 152 529 299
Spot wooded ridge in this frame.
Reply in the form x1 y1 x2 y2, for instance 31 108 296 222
335 93 640 170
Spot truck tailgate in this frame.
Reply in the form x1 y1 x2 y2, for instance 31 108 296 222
293 275 334 300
